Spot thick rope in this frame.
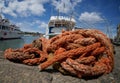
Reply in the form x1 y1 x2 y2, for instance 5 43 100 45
4 29 114 78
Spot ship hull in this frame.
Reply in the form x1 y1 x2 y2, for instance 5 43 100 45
0 30 23 40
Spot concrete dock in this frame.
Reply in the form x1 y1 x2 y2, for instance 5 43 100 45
0 46 120 83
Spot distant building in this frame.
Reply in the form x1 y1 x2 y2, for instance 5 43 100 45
115 24 120 41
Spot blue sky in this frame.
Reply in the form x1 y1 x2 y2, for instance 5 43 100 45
0 0 120 37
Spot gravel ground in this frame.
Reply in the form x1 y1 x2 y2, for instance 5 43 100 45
0 46 120 83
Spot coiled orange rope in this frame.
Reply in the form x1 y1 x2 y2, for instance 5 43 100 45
4 29 114 78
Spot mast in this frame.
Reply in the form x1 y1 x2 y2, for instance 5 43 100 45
0 7 3 19
69 0 74 30
69 11 74 30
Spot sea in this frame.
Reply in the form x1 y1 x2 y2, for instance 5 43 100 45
0 35 40 51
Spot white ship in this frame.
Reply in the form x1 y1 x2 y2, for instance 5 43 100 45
0 15 23 39
45 16 76 39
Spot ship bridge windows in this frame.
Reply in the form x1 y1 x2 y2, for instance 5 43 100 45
1 26 9 30
14 29 20 31
49 27 54 33
49 26 67 34
55 24 66 27
2 26 6 30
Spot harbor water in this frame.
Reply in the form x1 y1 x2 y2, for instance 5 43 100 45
0 36 40 51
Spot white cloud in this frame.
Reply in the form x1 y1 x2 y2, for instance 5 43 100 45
79 12 103 24
33 20 48 33
0 0 49 17
32 20 48 28
39 22 48 29
15 20 47 33
4 7 17 17
52 0 82 14
16 22 36 32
